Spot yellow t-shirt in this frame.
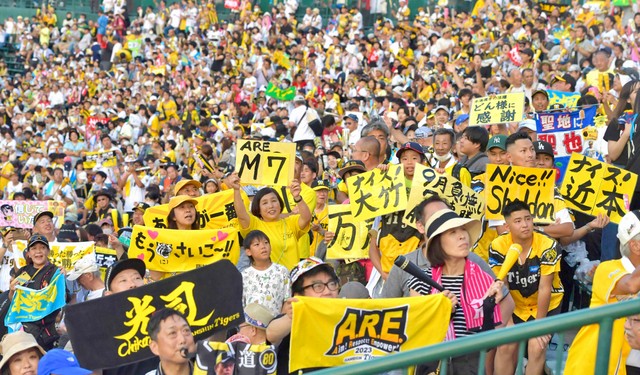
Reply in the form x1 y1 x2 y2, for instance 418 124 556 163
444 163 471 187
310 205 328 257
0 162 14 193
488 231 563 321
564 258 633 375
241 214 310 271
278 184 317 259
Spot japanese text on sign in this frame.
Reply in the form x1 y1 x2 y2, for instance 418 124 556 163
346 164 407 222
403 164 485 228
326 205 372 260
0 200 65 228
235 140 296 186
128 226 240 272
485 165 556 223
470 92 525 126
560 154 637 224
143 189 249 229
83 150 118 169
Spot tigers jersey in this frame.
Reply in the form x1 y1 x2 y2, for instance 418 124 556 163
489 231 563 321
377 209 422 274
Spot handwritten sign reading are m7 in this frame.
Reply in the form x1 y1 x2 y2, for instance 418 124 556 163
326 205 372 260
235 140 296 186
346 165 407 222
403 164 485 228
128 226 240 272
560 153 637 224
485 165 556 223
470 92 525 126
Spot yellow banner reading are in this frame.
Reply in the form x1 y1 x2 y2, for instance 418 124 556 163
290 295 451 373
346 164 407 222
403 163 485 228
128 226 240 272
143 189 250 229
485 165 556 223
326 205 371 260
560 153 637 224
235 140 296 186
470 92 525 126
83 150 118 169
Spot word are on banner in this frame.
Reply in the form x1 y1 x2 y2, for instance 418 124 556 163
194 341 277 375
83 150 118 169
560 153 637 224
289 295 451 373
326 205 371 260
128 226 240 272
143 189 249 229
536 106 598 184
65 260 244 370
346 164 407 222
235 140 296 186
485 165 556 223
403 164 485 228
469 92 525 126
0 200 65 228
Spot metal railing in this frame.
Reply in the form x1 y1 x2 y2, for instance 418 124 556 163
312 298 640 375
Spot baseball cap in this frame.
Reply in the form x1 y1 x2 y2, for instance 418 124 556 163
618 211 640 246
33 210 54 225
396 141 425 159
93 188 113 200
173 179 202 195
343 114 358 122
434 105 450 114
294 95 305 102
168 195 199 211
533 140 554 158
532 89 548 99
338 160 366 179
244 303 275 329
487 135 507 151
67 256 99 281
455 114 470 126
38 349 91 375
415 126 433 139
290 257 336 286
133 202 150 212
105 258 146 292
311 179 331 191
28 233 49 249
518 119 537 132
1 226 16 237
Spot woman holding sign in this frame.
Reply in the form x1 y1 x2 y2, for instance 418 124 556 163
167 195 201 230
229 173 311 270
408 209 505 374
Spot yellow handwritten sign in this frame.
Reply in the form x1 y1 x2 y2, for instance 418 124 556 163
561 153 637 224
326 205 371 260
143 189 250 229
470 92 525 126
96 246 118 280
49 242 96 272
403 163 485 228
235 140 296 186
346 164 407 222
128 226 240 272
83 150 118 169
290 295 451 373
485 165 556 223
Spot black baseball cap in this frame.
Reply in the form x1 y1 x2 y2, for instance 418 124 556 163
33 211 54 226
533 140 554 159
28 233 49 249
395 142 426 160
104 258 146 292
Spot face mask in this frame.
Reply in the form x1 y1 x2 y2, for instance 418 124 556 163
433 152 452 162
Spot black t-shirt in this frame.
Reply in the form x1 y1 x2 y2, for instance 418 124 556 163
211 56 225 72
603 120 629 166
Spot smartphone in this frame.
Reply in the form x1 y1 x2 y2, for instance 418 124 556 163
16 272 30 286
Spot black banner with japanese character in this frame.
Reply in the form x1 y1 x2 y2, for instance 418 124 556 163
65 260 244 370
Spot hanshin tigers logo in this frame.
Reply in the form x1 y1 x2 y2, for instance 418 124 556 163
325 306 408 360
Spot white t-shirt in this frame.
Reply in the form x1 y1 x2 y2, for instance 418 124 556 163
242 263 291 316
290 105 317 142
169 8 182 29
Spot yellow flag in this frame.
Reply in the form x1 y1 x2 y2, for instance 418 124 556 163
143 189 250 229
346 164 407 222
485 164 556 223
560 153 637 224
128 226 240 272
326 205 371 259
404 163 485 228
290 295 452 373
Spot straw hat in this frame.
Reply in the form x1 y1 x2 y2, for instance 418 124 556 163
0 331 45 370
424 209 481 251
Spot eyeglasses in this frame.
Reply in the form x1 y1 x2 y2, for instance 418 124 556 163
302 280 340 293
